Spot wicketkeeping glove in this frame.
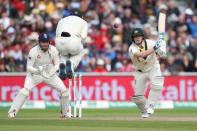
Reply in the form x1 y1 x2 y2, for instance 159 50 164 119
38 64 56 79
37 66 47 78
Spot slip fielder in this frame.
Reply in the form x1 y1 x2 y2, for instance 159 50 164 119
55 11 88 80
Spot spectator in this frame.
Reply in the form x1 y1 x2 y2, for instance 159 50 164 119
93 58 107 72
0 0 196 73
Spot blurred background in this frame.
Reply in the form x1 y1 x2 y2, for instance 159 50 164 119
0 0 197 109
0 0 196 73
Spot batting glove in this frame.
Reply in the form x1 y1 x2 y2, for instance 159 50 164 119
153 40 162 51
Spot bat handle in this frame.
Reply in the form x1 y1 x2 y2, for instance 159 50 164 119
159 32 165 40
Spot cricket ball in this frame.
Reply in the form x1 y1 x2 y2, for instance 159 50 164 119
113 23 119 28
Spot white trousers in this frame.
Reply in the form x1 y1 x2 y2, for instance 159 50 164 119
8 74 68 116
134 64 164 106
24 74 67 93
60 48 88 69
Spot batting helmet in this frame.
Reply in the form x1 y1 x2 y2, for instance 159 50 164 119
131 28 145 41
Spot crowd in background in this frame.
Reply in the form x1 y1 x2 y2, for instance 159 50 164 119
0 0 197 73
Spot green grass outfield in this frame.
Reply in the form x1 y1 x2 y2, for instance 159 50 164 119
0 108 197 131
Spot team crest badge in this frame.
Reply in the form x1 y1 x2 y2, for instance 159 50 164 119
37 55 41 59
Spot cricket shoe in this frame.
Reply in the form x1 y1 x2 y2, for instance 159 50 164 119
141 112 150 118
147 104 154 115
59 63 67 80
8 109 16 119
66 60 74 79
60 112 73 118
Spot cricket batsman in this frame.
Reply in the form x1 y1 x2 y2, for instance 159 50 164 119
55 11 88 80
8 33 70 118
128 28 166 118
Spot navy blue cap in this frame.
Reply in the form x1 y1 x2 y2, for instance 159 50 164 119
38 33 50 42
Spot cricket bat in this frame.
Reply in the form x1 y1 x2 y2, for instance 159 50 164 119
158 10 166 40
155 9 167 57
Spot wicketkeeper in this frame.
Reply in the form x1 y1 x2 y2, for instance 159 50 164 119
128 28 166 118
8 33 70 118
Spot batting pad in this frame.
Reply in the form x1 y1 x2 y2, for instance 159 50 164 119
8 90 28 115
60 90 70 115
147 88 161 108
132 95 147 113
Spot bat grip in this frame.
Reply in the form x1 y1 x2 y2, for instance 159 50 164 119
159 32 165 40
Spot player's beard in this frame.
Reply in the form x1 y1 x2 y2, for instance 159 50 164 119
39 42 49 52
41 45 49 52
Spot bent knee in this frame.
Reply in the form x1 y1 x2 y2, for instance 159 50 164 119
61 89 70 97
151 76 164 89
20 88 30 96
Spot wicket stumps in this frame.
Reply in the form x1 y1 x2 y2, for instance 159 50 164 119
68 73 82 118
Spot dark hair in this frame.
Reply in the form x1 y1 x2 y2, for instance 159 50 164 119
70 9 83 18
